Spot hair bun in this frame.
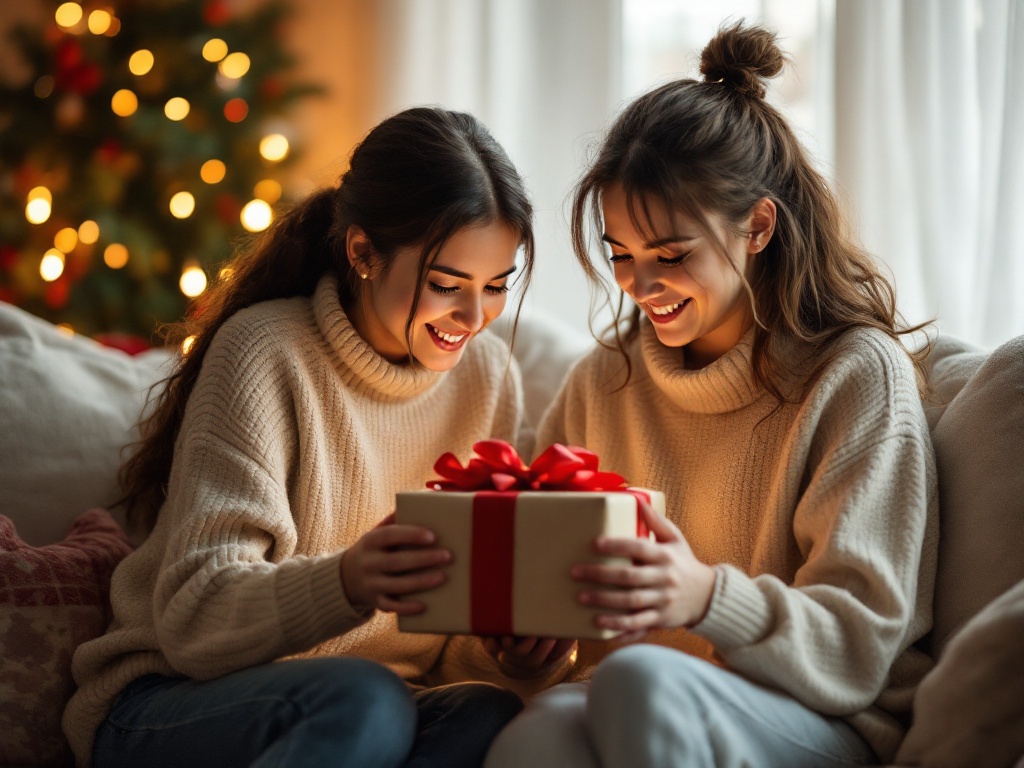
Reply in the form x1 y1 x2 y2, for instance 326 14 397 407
699 21 785 99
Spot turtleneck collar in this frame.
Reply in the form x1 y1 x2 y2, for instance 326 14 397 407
640 319 764 414
313 274 445 401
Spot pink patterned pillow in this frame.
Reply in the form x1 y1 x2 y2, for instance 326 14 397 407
0 508 133 767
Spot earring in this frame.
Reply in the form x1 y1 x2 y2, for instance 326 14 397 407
360 272 368 279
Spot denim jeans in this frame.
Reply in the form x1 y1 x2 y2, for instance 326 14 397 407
92 656 523 768
486 645 879 768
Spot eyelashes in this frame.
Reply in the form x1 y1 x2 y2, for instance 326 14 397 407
428 282 509 296
608 253 690 267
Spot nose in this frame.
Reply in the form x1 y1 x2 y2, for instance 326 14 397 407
452 292 486 333
627 261 666 304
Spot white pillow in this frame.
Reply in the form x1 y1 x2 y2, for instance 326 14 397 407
0 302 174 546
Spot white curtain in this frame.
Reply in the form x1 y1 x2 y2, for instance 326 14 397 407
364 0 623 335
835 0 1024 348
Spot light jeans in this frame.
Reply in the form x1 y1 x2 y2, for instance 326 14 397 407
485 645 879 768
92 656 522 768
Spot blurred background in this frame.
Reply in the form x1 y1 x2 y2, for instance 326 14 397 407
1 0 1021 350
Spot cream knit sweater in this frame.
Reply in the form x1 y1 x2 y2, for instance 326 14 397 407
537 321 939 762
64 275 560 766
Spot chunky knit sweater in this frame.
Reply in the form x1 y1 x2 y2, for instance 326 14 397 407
537 321 939 762
64 275 559 766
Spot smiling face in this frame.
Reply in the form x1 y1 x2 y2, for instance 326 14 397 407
347 221 520 372
601 183 773 368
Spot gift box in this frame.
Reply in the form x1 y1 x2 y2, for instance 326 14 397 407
395 441 665 640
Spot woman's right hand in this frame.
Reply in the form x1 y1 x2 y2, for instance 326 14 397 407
340 512 451 615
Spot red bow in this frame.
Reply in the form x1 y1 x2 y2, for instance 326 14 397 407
428 440 628 492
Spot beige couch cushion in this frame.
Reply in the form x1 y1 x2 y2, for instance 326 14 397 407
0 303 173 546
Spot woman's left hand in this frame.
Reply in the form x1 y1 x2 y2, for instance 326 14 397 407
481 635 578 679
571 500 717 640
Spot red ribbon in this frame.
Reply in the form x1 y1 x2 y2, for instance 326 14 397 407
428 440 628 493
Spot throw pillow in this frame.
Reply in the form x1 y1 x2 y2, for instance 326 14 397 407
928 334 1024 658
0 301 174 546
0 508 133 767
895 579 1024 768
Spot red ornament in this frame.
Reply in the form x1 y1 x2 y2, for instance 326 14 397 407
55 38 83 73
97 139 122 165
214 193 242 226
0 245 19 271
44 277 70 310
223 98 248 123
94 333 152 355
203 0 230 26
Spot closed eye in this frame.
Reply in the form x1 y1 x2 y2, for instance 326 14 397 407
657 253 689 266
429 282 509 296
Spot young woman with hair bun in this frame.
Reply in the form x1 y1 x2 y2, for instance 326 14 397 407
64 107 575 768
486 22 937 768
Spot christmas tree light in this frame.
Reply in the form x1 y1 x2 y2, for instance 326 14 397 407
0 0 322 341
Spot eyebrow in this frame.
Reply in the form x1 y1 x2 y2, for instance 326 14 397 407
429 264 517 281
601 234 697 249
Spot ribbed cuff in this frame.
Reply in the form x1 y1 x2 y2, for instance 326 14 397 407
689 564 771 649
277 551 373 648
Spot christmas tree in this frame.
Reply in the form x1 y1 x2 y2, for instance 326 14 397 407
0 0 321 345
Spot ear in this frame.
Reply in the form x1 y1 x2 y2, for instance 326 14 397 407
747 198 777 255
345 226 375 278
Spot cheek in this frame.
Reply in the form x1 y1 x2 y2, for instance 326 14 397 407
612 265 632 293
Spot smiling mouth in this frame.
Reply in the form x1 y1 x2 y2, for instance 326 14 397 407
646 298 691 323
427 323 468 350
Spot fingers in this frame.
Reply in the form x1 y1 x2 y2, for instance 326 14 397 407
578 587 665 611
591 536 664 562
366 523 441 549
370 546 451 574
595 608 661 633
379 594 427 615
571 561 663 588
638 499 685 543
368 573 448 602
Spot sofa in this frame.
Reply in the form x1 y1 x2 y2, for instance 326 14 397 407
1 298 1022 768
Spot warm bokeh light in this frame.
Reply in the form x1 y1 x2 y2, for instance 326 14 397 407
179 265 208 297
103 243 129 269
181 335 197 354
202 38 228 62
55 3 83 28
78 219 99 244
254 179 282 204
40 249 65 281
111 89 138 117
88 9 112 34
56 323 75 337
259 134 289 162
164 97 190 121
28 186 52 203
219 52 251 79
218 266 235 281
200 159 226 184
34 75 55 98
26 198 51 225
223 98 248 123
129 49 154 76
54 227 79 253
169 191 196 218
105 16 121 36
240 199 272 232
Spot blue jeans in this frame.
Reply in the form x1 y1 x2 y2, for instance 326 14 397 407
486 645 879 768
93 657 523 768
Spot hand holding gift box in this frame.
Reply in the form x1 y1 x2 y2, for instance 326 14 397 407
395 441 665 639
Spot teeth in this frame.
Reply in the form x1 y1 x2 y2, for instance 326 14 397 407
650 300 686 316
431 325 466 343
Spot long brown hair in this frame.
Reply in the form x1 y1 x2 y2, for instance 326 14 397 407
571 21 929 397
121 107 534 535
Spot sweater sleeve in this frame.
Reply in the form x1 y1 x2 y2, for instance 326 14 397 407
152 325 372 680
690 341 939 716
